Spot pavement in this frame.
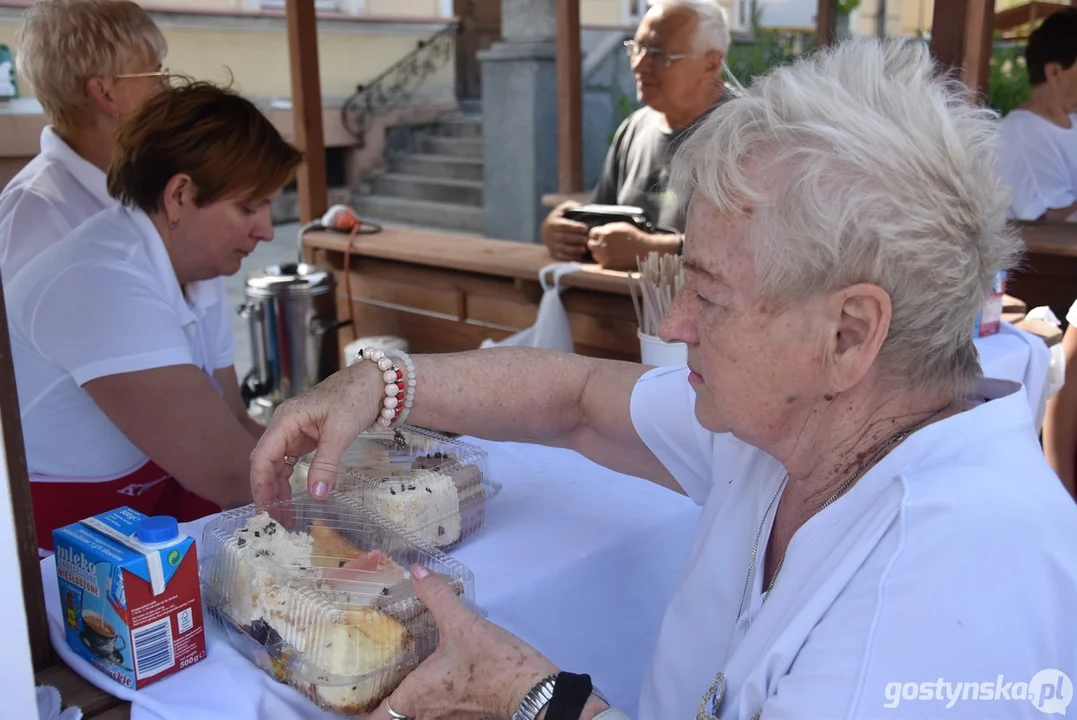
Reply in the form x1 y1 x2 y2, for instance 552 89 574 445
225 221 303 382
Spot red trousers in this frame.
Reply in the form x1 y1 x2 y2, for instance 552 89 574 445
32 460 221 552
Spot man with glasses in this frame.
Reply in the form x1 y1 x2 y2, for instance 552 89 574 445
541 0 728 270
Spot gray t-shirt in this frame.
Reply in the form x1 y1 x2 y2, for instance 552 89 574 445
589 105 699 233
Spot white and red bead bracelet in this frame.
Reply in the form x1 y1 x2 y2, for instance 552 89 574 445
385 348 415 428
355 346 414 429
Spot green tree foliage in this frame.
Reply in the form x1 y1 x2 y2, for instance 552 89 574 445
987 43 1031 116
725 2 801 89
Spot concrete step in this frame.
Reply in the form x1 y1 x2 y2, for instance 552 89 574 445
429 116 483 138
373 173 483 207
459 99 483 116
416 133 483 160
391 153 484 181
353 195 485 234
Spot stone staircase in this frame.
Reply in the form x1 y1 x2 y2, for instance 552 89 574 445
355 109 485 234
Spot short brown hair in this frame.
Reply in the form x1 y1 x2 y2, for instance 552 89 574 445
107 81 303 214
16 0 167 133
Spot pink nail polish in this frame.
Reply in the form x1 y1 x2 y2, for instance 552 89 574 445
313 481 328 497
412 564 430 580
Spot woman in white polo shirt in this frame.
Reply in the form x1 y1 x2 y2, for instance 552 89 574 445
254 40 1077 720
8 81 302 551
0 0 170 282
995 9 1077 223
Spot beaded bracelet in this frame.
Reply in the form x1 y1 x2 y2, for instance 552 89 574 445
354 347 415 429
385 348 415 429
355 347 405 428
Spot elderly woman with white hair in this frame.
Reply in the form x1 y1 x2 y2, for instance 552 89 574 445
0 0 169 280
251 39 1077 720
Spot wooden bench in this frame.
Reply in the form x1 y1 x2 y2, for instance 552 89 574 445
1003 222 1077 328
303 226 645 362
35 665 130 719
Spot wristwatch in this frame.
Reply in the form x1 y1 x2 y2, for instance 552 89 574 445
512 674 610 720
513 674 557 720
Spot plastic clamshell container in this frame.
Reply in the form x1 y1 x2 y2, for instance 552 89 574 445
199 494 476 715
290 426 500 550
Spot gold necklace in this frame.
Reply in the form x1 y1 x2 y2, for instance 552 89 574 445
697 403 951 720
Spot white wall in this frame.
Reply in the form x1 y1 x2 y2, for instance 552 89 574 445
0 412 39 719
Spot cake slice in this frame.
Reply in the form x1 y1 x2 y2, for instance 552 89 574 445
342 471 463 548
307 606 414 714
411 453 487 545
311 520 407 589
213 512 420 715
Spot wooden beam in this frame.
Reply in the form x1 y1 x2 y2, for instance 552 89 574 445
816 0 838 46
962 0 995 97
555 0 583 194
0 268 51 672
285 0 328 224
930 0 996 100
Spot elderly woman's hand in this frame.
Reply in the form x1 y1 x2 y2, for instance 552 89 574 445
359 565 562 720
249 361 384 506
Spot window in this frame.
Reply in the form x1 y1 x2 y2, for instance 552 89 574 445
625 0 649 23
736 0 752 31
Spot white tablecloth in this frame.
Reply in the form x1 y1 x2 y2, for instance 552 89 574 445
37 327 1045 718
40 441 701 719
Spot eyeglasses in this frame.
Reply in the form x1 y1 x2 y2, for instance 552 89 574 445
623 40 703 68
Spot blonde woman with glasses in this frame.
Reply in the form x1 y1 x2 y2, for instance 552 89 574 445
0 0 170 281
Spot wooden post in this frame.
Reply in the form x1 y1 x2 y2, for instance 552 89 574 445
0 271 52 672
929 0 996 100
555 0 583 194
816 0 838 47
961 0 995 97
285 0 329 226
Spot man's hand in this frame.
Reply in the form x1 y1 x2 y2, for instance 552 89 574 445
541 201 590 261
587 222 680 270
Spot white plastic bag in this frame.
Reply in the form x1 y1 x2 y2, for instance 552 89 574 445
480 262 581 353
1022 306 1065 432
37 686 82 720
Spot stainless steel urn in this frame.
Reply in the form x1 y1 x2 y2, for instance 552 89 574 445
239 263 346 418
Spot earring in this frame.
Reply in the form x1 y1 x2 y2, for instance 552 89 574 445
167 218 179 230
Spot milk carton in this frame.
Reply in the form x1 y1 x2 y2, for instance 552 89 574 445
53 507 207 689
